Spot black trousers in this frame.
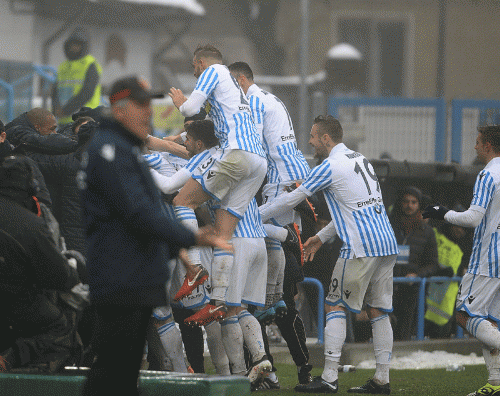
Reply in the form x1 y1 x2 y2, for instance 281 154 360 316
82 305 152 396
172 307 205 373
262 249 309 369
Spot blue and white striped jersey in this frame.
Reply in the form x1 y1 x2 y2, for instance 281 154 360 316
185 147 219 173
193 64 265 158
143 151 187 177
208 198 266 239
247 84 310 184
299 143 398 259
467 157 500 278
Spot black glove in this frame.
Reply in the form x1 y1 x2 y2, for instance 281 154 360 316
422 204 449 220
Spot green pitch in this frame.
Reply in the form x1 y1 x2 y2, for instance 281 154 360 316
252 363 487 395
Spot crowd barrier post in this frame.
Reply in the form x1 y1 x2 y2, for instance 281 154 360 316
302 277 325 344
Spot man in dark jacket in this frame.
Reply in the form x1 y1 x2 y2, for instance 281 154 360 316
6 108 95 255
80 76 229 396
390 186 439 340
0 156 82 372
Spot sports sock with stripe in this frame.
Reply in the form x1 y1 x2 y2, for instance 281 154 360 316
371 313 392 385
238 310 266 362
221 315 246 375
205 321 231 375
322 310 346 383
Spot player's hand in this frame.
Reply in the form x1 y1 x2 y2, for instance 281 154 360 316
422 204 449 220
303 235 323 262
168 87 188 109
195 225 234 252
0 131 6 144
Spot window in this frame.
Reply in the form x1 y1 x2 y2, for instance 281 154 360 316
336 12 413 97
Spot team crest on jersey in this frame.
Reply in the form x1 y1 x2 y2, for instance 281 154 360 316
206 170 216 180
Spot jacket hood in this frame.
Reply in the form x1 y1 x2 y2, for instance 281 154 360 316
64 27 90 60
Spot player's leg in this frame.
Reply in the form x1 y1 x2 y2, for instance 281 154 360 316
204 321 231 375
346 256 394 395
274 247 312 386
151 307 188 373
236 238 272 387
456 274 500 395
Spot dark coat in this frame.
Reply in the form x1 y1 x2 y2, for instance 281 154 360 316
6 113 92 255
0 196 80 297
391 217 439 278
80 116 196 307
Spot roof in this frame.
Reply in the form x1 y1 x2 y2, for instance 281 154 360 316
114 0 205 16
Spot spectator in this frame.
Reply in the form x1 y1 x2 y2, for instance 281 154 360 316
424 204 469 339
7 108 97 255
6 108 83 155
0 156 82 372
390 186 439 341
79 75 229 396
52 27 102 126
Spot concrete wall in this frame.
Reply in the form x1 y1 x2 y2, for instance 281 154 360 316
0 0 34 63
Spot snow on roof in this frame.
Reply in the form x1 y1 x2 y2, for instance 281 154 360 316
116 0 205 16
327 43 363 61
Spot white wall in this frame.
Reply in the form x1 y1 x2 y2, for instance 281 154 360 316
0 0 34 63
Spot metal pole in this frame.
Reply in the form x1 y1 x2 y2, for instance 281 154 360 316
298 0 310 154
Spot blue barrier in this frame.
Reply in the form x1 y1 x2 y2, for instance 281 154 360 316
303 276 463 344
0 64 57 121
302 277 325 344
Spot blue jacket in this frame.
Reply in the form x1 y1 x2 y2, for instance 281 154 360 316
80 116 196 306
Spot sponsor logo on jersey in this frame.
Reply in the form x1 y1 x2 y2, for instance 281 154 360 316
468 295 475 304
281 133 295 142
357 197 383 208
345 152 362 159
344 290 351 299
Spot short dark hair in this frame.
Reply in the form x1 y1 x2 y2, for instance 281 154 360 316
185 119 219 149
194 44 223 62
478 125 500 153
228 62 254 81
0 118 4 133
313 115 343 143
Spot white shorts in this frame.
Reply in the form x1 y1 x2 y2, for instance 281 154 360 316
193 148 267 218
169 247 212 310
152 306 172 321
225 237 267 307
326 255 397 313
262 182 302 227
456 272 500 322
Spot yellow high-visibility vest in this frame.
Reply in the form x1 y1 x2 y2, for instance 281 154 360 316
424 228 462 326
57 54 102 125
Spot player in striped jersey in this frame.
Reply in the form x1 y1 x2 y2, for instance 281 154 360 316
423 125 500 396
228 61 313 388
168 45 267 323
186 197 272 388
260 115 398 394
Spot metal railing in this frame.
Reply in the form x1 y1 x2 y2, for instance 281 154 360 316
302 276 463 345
0 64 57 122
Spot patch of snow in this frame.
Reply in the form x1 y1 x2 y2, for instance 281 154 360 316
358 350 484 370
